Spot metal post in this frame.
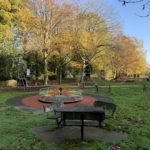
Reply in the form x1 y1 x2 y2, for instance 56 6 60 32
81 114 84 140
63 113 66 126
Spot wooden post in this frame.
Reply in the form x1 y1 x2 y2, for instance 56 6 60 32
95 84 99 93
143 84 146 92
108 84 111 93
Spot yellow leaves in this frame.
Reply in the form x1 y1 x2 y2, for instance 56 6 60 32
16 8 31 22
130 51 148 74
0 0 32 43
79 30 90 48
50 50 59 57
47 71 56 77
0 24 13 40
73 11 109 63
70 62 82 69
108 34 148 75
14 2 32 31
0 0 11 11
10 0 21 5
0 9 13 25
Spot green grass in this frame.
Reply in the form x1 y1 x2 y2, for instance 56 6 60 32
83 86 150 150
0 84 150 150
0 92 54 150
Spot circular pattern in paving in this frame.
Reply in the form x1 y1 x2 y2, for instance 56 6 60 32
22 95 96 108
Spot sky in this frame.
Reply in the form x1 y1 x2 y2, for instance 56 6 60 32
101 0 150 65
78 0 150 65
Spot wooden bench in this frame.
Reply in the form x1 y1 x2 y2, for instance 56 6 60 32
94 97 116 118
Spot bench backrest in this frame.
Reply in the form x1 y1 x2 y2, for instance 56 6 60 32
94 99 116 118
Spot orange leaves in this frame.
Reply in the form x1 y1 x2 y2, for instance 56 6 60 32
109 34 148 75
70 62 82 69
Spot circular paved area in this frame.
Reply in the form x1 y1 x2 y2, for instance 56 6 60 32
34 125 127 142
6 94 97 113
22 95 96 108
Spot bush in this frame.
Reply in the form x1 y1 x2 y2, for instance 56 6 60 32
0 80 17 87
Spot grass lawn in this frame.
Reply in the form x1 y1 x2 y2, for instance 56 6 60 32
0 83 150 150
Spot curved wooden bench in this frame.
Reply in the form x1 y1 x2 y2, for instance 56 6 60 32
94 97 116 118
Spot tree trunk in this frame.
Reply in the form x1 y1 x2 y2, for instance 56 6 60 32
59 67 62 84
35 52 39 86
44 51 48 86
81 59 86 83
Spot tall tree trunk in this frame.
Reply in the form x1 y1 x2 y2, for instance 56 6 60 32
81 59 86 83
44 51 48 85
59 67 62 84
35 52 39 86
58 53 62 84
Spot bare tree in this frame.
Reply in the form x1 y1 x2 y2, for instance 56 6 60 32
119 0 150 17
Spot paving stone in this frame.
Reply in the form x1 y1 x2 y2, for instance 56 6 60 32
33 125 127 144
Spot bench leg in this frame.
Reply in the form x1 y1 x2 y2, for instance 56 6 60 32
99 120 103 127
63 114 66 126
56 118 59 127
112 105 116 118
56 118 62 127
81 115 84 140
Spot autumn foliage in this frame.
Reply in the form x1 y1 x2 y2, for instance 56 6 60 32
0 0 148 83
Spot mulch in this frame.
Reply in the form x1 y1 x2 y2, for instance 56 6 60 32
22 95 96 108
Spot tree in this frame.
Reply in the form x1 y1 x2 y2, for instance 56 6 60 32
52 28 74 83
71 11 110 82
0 0 31 43
29 0 74 85
0 0 31 80
105 35 147 80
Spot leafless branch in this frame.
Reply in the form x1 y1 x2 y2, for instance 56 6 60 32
119 0 150 17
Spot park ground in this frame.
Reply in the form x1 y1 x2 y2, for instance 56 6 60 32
0 81 150 150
